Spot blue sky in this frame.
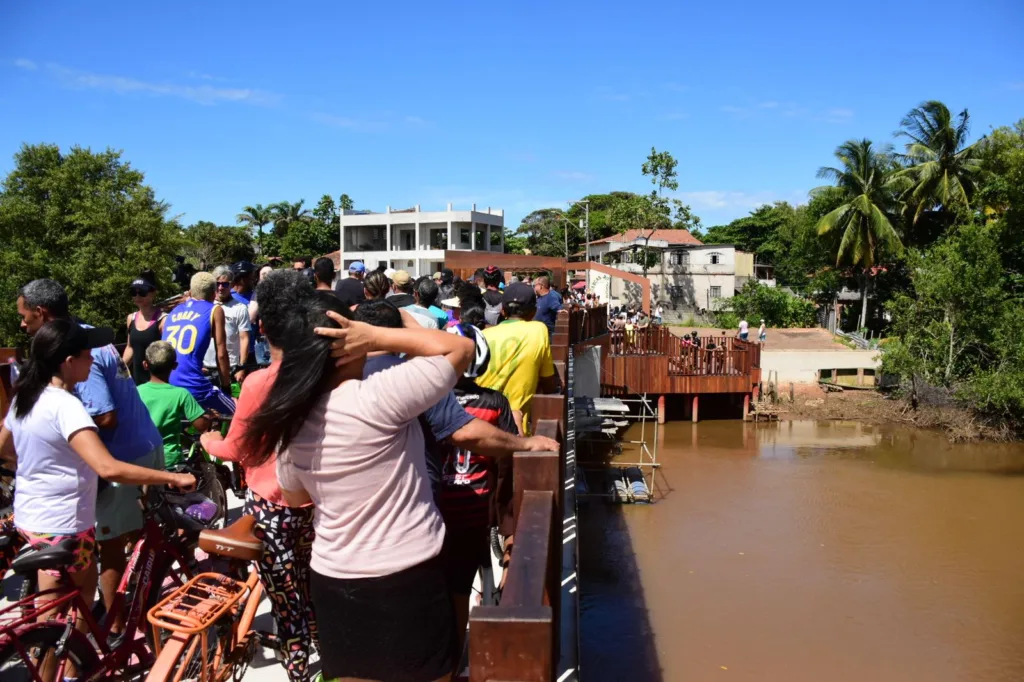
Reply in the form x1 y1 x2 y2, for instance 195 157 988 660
2 0 1022 231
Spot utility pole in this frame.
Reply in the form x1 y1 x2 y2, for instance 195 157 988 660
581 200 591 290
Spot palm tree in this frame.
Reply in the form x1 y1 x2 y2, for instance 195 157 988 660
269 200 312 238
816 139 904 329
894 101 981 230
236 204 273 255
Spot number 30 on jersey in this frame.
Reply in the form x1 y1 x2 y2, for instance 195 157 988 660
165 324 198 353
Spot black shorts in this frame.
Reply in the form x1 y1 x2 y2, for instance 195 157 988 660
310 556 454 682
442 527 490 596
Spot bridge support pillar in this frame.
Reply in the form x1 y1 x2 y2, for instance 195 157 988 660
657 395 665 425
743 393 750 420
691 395 699 423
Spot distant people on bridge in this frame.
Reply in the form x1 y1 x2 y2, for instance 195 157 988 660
738 317 750 341
532 275 562 337
759 319 767 345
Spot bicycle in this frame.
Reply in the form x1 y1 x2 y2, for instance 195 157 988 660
179 415 246 502
145 515 266 682
0 483 216 681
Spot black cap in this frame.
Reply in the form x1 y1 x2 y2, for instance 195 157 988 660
231 261 256 276
129 279 156 294
502 282 536 307
60 324 114 358
441 267 454 284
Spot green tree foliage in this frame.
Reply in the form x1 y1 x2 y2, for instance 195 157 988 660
182 221 256 268
564 192 638 242
502 227 528 255
236 203 273 255
281 219 339 261
880 224 1020 420
339 193 354 211
976 119 1024 291
515 208 570 256
0 144 181 345
815 139 904 328
270 199 312 238
730 281 817 328
313 194 338 230
893 101 981 235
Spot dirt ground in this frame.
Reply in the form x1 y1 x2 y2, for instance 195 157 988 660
669 326 848 351
771 384 1014 442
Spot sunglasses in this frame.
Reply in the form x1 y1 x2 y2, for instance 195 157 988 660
130 288 152 297
216 282 232 288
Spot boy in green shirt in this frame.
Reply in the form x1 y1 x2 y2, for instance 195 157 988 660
138 341 211 468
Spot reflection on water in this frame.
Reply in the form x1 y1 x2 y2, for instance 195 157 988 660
578 420 1024 682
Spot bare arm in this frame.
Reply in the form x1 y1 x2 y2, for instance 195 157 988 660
0 425 15 468
213 306 231 384
68 428 195 488
399 309 419 329
449 419 559 458
237 330 250 368
122 314 134 367
191 415 212 433
316 310 473 375
94 411 118 430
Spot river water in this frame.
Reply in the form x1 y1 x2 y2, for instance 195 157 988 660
578 420 1024 682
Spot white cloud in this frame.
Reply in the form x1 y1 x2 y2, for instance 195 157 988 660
552 170 595 183
824 107 854 123
34 62 279 106
758 101 779 109
14 58 37 70
310 112 389 132
677 190 806 212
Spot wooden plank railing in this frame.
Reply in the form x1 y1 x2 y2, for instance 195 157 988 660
568 305 608 345
606 328 760 378
470 420 563 682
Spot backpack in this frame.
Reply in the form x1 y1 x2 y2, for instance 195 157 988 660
484 299 503 326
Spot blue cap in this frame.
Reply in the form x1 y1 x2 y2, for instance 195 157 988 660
348 261 366 274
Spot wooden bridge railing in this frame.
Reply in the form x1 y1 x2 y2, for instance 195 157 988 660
469 312 574 682
568 305 608 345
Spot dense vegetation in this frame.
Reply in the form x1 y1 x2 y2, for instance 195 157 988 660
0 142 349 345
707 105 1024 429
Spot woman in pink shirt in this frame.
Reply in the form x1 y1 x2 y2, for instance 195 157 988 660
241 289 474 682
200 271 319 682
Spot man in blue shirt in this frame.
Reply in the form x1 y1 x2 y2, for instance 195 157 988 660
532 275 563 337
16 278 164 639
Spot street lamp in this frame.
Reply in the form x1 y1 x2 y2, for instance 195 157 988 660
559 199 591 290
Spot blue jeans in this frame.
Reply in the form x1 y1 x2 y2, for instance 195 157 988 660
255 338 271 366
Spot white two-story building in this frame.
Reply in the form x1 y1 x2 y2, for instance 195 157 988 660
574 229 773 312
337 204 504 277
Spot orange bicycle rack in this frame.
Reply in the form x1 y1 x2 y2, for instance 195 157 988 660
147 572 250 654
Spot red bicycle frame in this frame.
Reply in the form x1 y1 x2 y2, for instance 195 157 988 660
0 514 195 681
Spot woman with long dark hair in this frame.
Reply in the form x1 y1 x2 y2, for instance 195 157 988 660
200 270 320 682
0 320 194 652
122 268 167 384
241 290 474 682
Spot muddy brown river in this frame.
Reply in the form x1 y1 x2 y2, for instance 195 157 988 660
578 420 1024 682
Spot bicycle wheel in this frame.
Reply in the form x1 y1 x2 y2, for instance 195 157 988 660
0 623 99 682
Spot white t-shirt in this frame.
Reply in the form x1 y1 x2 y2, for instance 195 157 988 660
203 298 251 368
4 386 99 534
739 320 749 334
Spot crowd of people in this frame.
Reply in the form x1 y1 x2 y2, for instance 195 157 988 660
1 260 567 682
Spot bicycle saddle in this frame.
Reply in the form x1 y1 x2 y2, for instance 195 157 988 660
199 515 263 562
10 538 79 575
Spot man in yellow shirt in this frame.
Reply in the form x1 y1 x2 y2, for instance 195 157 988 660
476 282 558 434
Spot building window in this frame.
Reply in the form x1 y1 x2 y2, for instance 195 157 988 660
620 251 633 264
460 228 470 244
709 286 722 299
709 252 722 265
400 230 414 250
669 251 689 266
